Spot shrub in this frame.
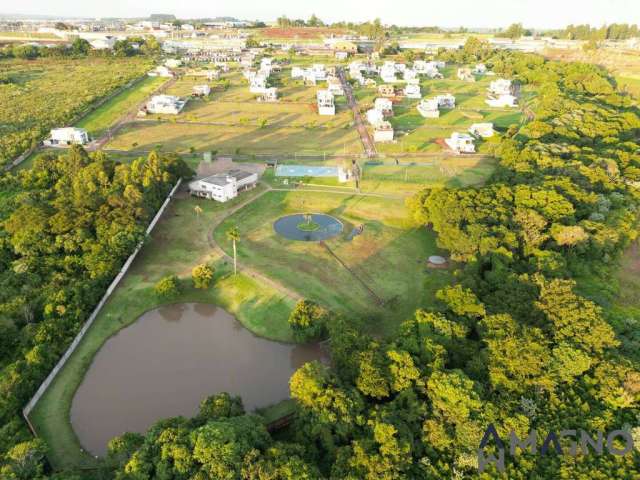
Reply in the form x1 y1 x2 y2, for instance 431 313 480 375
192 264 214 289
288 299 328 342
154 275 180 298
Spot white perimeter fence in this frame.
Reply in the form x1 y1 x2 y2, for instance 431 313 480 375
22 178 182 431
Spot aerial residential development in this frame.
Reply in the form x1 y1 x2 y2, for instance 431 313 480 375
0 2 639 479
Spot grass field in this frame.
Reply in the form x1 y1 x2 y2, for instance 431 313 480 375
76 75 166 137
0 56 153 166
107 121 362 155
107 67 361 155
29 184 300 470
213 190 452 334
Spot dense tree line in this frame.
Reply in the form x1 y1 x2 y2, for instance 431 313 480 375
551 23 639 41
0 148 190 479
0 35 161 61
90 41 640 479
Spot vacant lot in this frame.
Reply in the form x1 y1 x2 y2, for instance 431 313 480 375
107 121 362 155
76 75 166 137
108 67 361 155
214 190 452 334
0 56 153 166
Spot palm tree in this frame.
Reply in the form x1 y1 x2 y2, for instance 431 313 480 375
226 226 240 275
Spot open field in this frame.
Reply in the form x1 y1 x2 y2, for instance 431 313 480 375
0 56 153 166
76 75 166 137
107 66 361 155
214 190 452 333
107 121 362 155
29 183 301 470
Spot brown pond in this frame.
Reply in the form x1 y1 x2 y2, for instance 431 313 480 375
70 303 328 456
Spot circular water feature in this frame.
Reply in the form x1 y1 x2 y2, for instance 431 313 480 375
273 213 343 241
70 303 328 456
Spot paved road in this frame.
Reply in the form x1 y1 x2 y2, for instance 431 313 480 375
337 68 377 158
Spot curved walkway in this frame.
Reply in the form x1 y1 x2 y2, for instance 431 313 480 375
206 185 302 302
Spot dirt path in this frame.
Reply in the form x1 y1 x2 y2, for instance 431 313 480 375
88 76 178 152
338 67 377 158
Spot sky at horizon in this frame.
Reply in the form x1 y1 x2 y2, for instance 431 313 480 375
3 0 640 29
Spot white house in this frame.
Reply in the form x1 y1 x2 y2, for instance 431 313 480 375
291 66 305 79
417 98 440 118
192 85 211 97
89 36 116 50
380 61 399 82
403 69 419 84
335 51 349 60
148 66 174 77
311 64 327 81
473 63 487 75
366 108 385 125
469 123 495 138
188 169 258 202
457 68 475 82
207 70 221 80
404 84 421 99
486 94 518 107
374 97 393 114
317 90 336 115
436 93 456 109
45 127 89 146
165 58 182 69
259 87 278 102
145 95 187 115
250 73 268 93
373 121 394 143
303 69 318 86
488 78 513 96
445 132 476 153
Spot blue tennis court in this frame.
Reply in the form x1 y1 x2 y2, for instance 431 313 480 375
275 165 338 177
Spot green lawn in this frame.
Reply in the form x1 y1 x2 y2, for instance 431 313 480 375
213 190 452 334
76 76 166 137
29 184 300 470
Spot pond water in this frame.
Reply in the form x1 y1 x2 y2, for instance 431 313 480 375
273 213 343 241
70 303 328 456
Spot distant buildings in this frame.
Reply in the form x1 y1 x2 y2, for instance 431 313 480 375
44 127 89 146
374 98 393 115
144 95 187 115
89 36 116 50
317 90 336 115
378 84 396 97
366 108 385 125
473 63 487 75
259 87 278 102
488 79 513 96
188 170 258 202
445 132 476 153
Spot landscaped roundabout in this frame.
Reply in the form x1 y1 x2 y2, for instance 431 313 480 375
273 213 343 241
